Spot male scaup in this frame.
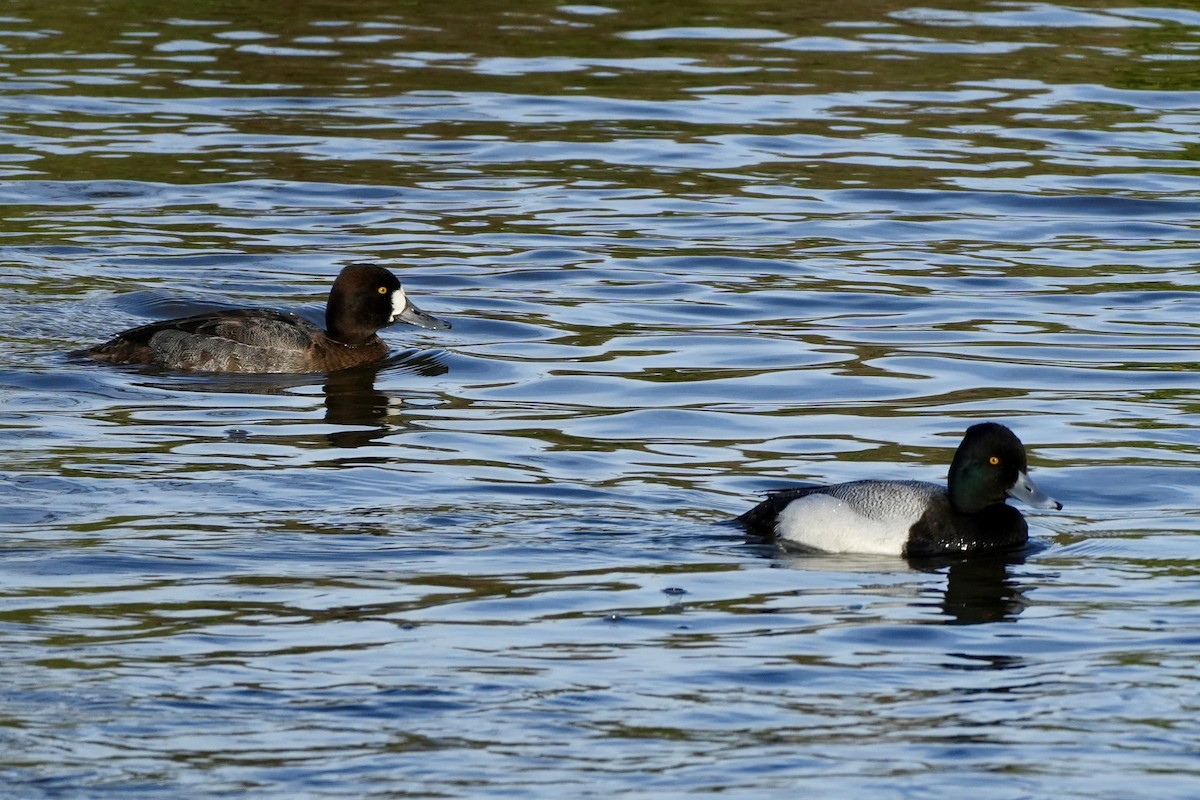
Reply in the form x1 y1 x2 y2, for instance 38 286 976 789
85 264 449 374
736 422 1062 557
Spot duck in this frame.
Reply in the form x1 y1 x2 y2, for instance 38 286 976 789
84 264 449 374
736 422 1061 557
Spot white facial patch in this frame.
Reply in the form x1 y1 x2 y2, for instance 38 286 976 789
389 287 409 322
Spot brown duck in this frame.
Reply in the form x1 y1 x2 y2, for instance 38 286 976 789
85 264 449 373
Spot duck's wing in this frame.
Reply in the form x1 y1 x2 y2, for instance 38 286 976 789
822 480 945 522
89 310 323 372
736 480 945 538
738 480 949 555
180 310 320 350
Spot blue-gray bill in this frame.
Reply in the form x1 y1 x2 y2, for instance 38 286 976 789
1007 470 1061 510
395 302 451 331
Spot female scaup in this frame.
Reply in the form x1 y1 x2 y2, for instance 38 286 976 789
736 422 1062 557
85 264 449 374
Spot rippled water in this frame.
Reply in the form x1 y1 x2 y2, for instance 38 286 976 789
3 1 1200 796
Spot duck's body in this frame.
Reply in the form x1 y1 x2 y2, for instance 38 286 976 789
86 308 390 374
85 264 448 374
737 423 1061 557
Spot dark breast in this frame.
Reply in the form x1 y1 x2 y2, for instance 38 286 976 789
904 500 1029 557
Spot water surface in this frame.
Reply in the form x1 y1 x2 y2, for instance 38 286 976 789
2 1 1200 797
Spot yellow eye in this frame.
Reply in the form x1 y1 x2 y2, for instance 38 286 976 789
988 456 1000 465
377 286 389 295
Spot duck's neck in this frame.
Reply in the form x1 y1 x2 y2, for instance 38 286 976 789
327 326 378 347
325 298 378 345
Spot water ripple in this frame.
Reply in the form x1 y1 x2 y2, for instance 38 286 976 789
3 1 1200 797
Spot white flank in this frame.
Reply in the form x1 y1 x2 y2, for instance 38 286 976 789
773 481 939 555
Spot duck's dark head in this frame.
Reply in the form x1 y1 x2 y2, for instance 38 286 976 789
326 264 450 344
947 422 1061 514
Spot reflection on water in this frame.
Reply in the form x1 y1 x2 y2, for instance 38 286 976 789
927 552 1030 625
322 352 449 448
3 0 1200 796
770 548 1031 625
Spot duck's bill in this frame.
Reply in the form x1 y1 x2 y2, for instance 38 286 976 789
395 303 451 331
1007 470 1062 510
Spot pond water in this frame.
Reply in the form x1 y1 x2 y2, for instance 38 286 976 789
2 0 1200 796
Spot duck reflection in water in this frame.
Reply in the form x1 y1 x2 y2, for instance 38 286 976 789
912 549 1033 625
125 349 449 450
322 350 448 449
757 545 1033 625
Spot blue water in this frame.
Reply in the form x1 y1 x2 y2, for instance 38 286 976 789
3 2 1200 797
